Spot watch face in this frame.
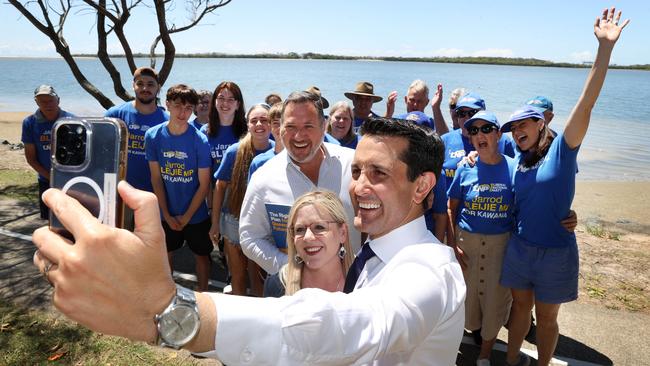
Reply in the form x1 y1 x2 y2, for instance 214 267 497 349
159 304 200 347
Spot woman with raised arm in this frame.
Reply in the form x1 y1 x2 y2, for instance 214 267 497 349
499 8 629 366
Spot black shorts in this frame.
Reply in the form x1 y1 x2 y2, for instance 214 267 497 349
162 218 213 256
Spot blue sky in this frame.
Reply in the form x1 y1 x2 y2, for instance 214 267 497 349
0 0 647 65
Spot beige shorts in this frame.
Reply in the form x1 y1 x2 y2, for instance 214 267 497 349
457 228 512 340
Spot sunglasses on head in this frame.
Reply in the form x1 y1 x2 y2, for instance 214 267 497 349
468 124 498 136
456 109 479 118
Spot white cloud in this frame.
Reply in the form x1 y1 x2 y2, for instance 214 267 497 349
0 42 56 56
431 48 466 57
471 48 514 58
569 51 593 63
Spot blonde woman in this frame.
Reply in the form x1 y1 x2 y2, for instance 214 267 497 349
210 104 274 296
264 190 354 296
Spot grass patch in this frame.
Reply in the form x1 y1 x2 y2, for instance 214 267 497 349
0 169 38 202
585 223 621 241
0 298 209 365
587 286 607 299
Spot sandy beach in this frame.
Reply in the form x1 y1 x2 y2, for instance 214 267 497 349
1 111 648 314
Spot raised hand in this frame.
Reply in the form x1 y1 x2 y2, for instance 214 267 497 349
594 7 629 46
431 83 443 109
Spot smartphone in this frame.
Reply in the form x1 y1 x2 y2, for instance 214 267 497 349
49 117 128 239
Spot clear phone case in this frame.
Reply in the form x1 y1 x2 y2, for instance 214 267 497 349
49 117 128 239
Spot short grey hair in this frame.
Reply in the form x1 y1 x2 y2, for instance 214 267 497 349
281 90 326 126
408 79 429 98
449 88 467 107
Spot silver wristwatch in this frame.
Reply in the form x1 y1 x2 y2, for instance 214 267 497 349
154 284 201 349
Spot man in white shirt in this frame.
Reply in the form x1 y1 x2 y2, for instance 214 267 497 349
33 117 466 365
240 91 361 274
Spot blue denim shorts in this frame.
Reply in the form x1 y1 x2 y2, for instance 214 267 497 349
220 212 240 245
500 234 579 304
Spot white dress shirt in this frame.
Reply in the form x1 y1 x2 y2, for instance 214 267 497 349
200 216 466 365
239 142 360 274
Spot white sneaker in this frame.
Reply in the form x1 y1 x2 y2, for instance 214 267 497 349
476 358 491 366
223 284 232 294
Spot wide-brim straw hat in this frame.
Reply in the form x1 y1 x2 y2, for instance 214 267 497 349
344 81 383 103
305 86 330 108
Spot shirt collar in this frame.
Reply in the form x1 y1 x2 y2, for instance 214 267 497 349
368 216 432 265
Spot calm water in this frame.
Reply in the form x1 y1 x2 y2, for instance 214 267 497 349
1 57 649 181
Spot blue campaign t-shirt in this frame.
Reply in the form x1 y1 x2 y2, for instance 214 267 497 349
336 134 360 150
512 133 579 248
200 124 238 178
215 140 274 215
441 129 515 188
190 118 207 131
447 156 516 235
248 148 278 180
105 102 168 192
21 109 75 182
352 111 380 134
424 170 448 233
144 123 211 224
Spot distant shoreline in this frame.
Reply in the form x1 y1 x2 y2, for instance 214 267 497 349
58 52 650 71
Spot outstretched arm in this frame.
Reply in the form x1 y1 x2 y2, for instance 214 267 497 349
564 7 629 149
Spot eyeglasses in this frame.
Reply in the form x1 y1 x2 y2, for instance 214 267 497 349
291 221 337 238
468 124 498 136
456 109 479 118
216 97 237 104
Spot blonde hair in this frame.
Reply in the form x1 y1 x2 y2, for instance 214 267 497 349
227 104 270 218
281 190 354 295
449 87 467 107
326 101 355 143
269 102 283 121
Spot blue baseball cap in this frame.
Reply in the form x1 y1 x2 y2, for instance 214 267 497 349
501 105 545 132
463 110 500 130
396 111 433 128
455 92 486 111
525 96 553 112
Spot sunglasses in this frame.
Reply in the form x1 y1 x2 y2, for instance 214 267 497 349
468 124 498 136
456 109 479 118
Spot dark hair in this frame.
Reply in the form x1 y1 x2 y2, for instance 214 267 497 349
165 84 199 106
360 117 444 182
207 81 247 139
280 91 325 126
265 93 282 106
521 117 555 168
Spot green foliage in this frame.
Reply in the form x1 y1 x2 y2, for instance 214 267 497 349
71 52 650 70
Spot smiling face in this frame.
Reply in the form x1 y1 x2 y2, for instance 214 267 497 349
194 94 211 120
280 101 326 164
349 136 423 239
291 203 347 271
329 108 353 140
247 106 271 142
215 88 240 120
456 107 479 137
510 118 544 151
468 120 501 157
405 88 429 113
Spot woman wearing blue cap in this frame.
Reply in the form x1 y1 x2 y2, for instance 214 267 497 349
447 111 516 366
500 8 629 366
